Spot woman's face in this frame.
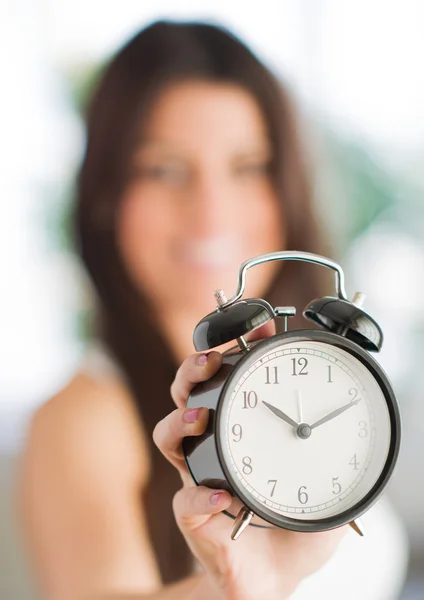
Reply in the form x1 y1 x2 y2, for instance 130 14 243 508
118 80 285 314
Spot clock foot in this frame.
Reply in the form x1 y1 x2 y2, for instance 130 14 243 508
349 518 365 537
231 506 254 540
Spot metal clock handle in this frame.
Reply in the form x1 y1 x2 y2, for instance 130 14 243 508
217 251 349 310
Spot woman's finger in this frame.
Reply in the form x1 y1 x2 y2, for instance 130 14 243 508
153 406 209 474
170 350 222 408
170 321 276 409
173 485 233 531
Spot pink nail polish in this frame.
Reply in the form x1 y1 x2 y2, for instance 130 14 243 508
210 492 223 505
183 408 201 423
197 354 208 366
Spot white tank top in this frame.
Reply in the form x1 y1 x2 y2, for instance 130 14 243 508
81 341 409 599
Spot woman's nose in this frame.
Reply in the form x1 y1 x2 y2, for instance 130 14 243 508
185 171 236 235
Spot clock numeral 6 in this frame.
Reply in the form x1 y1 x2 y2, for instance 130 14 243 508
242 456 253 475
358 421 368 438
231 424 243 443
298 485 308 504
291 357 308 376
242 391 258 409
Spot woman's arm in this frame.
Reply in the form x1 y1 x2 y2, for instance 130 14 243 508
89 573 222 600
17 373 174 600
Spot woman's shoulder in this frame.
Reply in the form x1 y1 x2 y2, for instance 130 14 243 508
23 368 151 490
18 370 162 597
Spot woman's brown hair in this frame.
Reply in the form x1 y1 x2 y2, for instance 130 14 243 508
75 20 330 583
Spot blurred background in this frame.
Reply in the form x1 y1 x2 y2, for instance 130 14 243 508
1 0 423 598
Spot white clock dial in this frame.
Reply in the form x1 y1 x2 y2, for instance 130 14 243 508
219 339 392 520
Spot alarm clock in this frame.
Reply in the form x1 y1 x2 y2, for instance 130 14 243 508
183 251 401 541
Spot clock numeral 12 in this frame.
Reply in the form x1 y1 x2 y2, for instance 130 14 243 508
291 357 308 376
327 365 333 383
265 366 279 384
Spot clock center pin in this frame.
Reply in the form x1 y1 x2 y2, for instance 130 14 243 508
297 423 312 439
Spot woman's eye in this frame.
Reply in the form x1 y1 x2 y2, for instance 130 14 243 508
234 162 270 176
135 164 188 184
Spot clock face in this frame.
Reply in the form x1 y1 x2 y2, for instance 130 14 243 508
218 335 393 523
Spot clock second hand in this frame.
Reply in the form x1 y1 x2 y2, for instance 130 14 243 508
296 389 303 423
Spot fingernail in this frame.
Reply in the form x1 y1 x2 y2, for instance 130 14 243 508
183 408 201 423
210 492 224 505
197 354 208 366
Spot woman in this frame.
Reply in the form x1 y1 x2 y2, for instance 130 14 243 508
18 20 407 600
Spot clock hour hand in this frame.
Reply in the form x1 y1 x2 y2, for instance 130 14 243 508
310 399 360 430
262 401 299 429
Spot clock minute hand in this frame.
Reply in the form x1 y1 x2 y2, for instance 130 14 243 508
262 401 299 429
310 399 360 430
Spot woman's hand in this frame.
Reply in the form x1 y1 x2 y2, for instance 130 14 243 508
153 323 347 600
